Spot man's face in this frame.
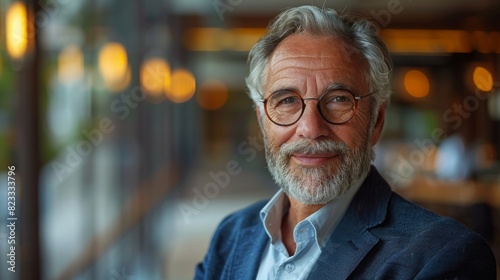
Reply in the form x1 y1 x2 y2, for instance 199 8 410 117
259 33 385 205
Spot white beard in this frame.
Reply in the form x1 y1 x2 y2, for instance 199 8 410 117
264 137 374 205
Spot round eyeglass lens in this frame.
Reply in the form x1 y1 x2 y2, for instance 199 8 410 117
266 91 304 125
319 90 356 124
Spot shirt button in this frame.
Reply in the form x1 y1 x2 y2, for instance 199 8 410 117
285 263 295 272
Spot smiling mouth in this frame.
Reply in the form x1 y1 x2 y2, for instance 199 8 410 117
291 153 340 167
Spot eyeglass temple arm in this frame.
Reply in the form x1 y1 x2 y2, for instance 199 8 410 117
355 91 377 100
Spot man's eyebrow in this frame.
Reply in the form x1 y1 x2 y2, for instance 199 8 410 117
269 86 300 95
322 82 360 95
323 82 353 92
261 87 298 99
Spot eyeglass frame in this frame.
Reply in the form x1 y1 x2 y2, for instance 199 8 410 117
259 89 377 126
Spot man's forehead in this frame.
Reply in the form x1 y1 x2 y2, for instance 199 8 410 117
269 55 354 71
268 33 365 70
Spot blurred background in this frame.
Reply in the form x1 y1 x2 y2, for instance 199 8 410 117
0 0 499 279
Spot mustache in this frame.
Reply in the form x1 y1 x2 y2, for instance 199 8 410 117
279 139 350 157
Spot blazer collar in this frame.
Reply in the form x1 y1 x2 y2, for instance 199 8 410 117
308 165 392 280
231 214 269 280
349 165 392 228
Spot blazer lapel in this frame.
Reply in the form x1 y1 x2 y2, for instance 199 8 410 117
308 166 393 280
308 209 379 279
230 218 268 279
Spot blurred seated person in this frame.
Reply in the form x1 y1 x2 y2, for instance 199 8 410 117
436 133 473 180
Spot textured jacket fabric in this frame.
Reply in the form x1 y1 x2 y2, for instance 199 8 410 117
195 166 497 279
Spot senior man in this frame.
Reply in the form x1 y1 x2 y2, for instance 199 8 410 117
195 5 496 280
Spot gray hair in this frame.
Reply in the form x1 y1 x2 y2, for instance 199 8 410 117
245 5 392 116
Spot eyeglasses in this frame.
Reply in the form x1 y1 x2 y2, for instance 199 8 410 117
260 89 375 126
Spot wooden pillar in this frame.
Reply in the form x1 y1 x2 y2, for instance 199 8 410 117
16 0 41 278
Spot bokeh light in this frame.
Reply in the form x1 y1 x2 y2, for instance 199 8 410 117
473 66 493 92
110 66 131 92
197 80 228 110
140 58 171 98
167 69 196 103
404 69 430 98
58 44 84 84
6 2 28 59
476 143 497 168
98 42 129 92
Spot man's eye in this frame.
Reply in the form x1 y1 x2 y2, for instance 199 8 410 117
330 96 348 103
280 96 298 105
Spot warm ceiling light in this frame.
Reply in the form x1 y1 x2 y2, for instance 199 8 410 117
140 58 170 97
167 69 196 103
108 66 131 93
197 80 228 110
380 29 471 54
6 2 28 59
184 28 228 51
98 42 129 92
58 44 84 84
473 66 493 92
404 69 430 98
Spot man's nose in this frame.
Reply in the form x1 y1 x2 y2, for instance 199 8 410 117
295 100 330 140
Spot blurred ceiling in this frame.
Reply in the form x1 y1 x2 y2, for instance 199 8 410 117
172 0 500 30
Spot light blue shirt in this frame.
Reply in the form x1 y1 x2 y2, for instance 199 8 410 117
256 179 364 280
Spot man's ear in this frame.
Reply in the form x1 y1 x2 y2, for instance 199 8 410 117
370 104 386 146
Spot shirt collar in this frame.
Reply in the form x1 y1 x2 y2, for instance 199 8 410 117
259 190 289 244
259 174 366 249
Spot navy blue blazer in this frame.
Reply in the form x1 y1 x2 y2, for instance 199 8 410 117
195 166 497 279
